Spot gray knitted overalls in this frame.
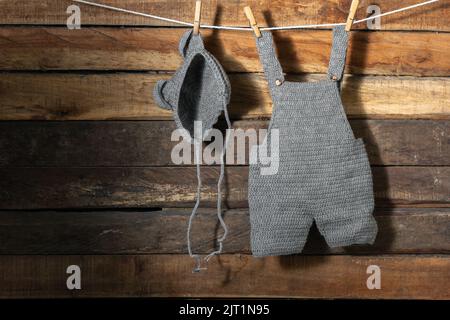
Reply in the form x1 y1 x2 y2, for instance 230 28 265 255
249 26 378 257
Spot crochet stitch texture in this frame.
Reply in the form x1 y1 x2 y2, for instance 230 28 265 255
153 30 231 140
249 26 378 256
153 30 232 270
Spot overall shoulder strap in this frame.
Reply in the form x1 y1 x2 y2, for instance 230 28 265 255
327 25 349 81
255 32 285 88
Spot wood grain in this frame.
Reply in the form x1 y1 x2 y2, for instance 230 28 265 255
0 166 448 209
0 254 448 299
0 0 447 31
0 28 448 76
0 0 448 302
0 208 447 255
1 120 448 166
1 73 449 120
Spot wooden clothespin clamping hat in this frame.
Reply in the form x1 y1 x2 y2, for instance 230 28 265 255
244 6 261 38
345 0 360 32
193 1 202 35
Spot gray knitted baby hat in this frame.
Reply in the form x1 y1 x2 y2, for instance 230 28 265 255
153 30 232 272
154 30 231 141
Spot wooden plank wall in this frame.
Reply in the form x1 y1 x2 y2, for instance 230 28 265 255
0 0 449 299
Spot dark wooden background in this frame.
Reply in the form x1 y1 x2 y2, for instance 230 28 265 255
0 0 449 299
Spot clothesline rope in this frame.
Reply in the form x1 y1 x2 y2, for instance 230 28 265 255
72 0 439 31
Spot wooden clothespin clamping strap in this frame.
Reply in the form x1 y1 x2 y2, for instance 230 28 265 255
345 0 360 32
244 6 261 38
193 1 202 35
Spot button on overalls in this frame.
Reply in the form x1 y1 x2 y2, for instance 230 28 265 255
248 26 378 257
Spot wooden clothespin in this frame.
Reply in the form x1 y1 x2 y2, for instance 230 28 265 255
345 0 360 32
244 6 261 38
193 1 202 35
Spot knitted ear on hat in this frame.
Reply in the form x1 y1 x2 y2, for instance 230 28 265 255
153 30 231 141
